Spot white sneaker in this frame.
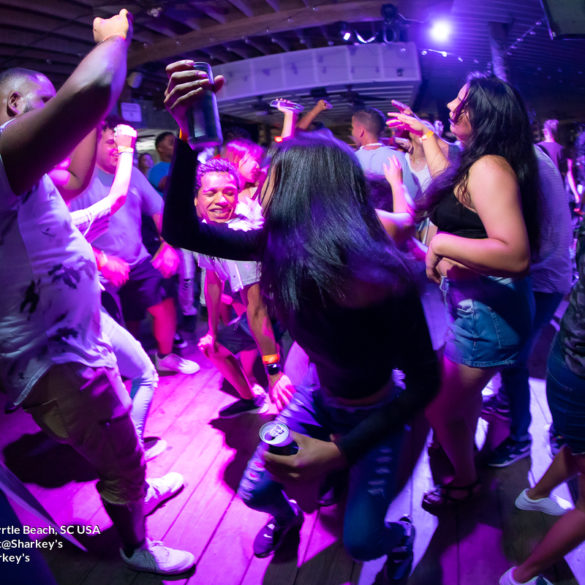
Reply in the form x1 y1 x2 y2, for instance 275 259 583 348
155 352 200 375
121 538 195 575
144 472 184 515
143 437 167 462
499 567 553 584
515 488 571 516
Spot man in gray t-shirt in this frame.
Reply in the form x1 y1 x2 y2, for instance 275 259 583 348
70 116 199 376
351 107 421 203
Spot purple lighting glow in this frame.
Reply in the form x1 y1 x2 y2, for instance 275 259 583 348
430 20 452 43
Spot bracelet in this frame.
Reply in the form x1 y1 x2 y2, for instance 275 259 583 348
179 128 189 142
117 146 134 154
262 354 280 365
421 129 434 141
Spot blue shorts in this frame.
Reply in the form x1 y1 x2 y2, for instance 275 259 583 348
442 275 534 368
546 334 585 455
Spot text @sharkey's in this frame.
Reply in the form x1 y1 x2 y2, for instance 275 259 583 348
0 524 102 563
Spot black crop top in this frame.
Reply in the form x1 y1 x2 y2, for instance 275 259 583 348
431 191 487 239
163 140 440 464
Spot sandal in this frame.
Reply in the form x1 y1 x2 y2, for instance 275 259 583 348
422 480 480 512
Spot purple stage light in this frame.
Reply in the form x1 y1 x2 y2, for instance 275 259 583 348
430 20 452 43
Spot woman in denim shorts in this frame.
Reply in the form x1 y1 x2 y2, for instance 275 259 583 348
389 72 540 510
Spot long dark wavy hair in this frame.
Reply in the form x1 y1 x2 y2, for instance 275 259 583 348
418 72 540 255
258 136 413 314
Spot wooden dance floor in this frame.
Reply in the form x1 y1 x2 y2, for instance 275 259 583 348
1 314 584 585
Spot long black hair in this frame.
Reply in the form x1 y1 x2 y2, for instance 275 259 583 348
258 135 413 314
419 72 540 255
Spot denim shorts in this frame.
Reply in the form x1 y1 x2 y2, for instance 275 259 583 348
546 334 585 454
442 275 534 368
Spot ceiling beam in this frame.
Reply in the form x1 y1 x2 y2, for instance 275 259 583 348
226 0 254 18
196 3 228 25
244 37 269 55
270 35 290 52
129 1 449 68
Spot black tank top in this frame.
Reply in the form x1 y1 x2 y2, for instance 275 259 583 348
431 191 487 239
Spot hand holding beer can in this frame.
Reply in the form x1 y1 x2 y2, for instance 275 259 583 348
259 422 299 456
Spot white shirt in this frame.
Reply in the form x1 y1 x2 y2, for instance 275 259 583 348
0 131 115 407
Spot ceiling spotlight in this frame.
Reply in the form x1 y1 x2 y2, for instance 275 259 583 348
430 20 452 43
340 22 352 41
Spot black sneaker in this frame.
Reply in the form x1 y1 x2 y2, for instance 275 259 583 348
486 438 531 468
218 395 268 419
383 516 415 584
481 394 510 419
253 501 303 558
173 332 188 350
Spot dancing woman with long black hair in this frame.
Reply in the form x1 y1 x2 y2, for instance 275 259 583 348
161 61 440 583
388 72 541 510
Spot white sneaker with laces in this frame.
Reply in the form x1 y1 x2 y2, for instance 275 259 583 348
143 437 167 461
499 567 553 584
121 538 195 575
144 472 184 515
155 352 200 375
515 488 570 516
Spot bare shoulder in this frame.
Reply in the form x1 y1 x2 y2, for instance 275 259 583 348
469 155 515 180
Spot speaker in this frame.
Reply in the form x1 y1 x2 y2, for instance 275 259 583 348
540 0 585 39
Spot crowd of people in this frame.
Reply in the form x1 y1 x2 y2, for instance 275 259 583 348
1 8 585 585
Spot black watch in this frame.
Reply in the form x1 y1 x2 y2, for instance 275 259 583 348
266 362 282 376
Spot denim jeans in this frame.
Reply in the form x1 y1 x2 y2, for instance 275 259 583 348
546 333 585 454
238 384 405 561
501 291 563 442
101 309 158 442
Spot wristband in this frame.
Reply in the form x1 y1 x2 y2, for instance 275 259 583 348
262 354 280 365
179 129 189 142
117 146 134 154
421 129 434 141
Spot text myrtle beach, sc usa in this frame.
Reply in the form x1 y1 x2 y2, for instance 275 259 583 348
0 524 101 564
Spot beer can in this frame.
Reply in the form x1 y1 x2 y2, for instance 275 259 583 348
259 422 299 455
187 62 223 147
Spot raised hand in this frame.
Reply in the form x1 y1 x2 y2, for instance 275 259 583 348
114 124 137 150
164 61 225 135
93 8 133 43
383 155 403 189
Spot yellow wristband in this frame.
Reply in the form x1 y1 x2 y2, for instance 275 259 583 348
117 146 134 154
421 129 434 141
262 354 280 365
179 129 189 142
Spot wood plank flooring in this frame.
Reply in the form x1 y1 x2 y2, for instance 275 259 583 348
1 319 584 585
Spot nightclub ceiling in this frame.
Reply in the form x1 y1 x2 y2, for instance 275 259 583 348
1 0 585 126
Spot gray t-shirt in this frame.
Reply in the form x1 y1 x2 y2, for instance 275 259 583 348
355 146 421 202
532 146 572 294
70 166 163 267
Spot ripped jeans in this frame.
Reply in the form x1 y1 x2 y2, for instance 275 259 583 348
238 384 405 561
